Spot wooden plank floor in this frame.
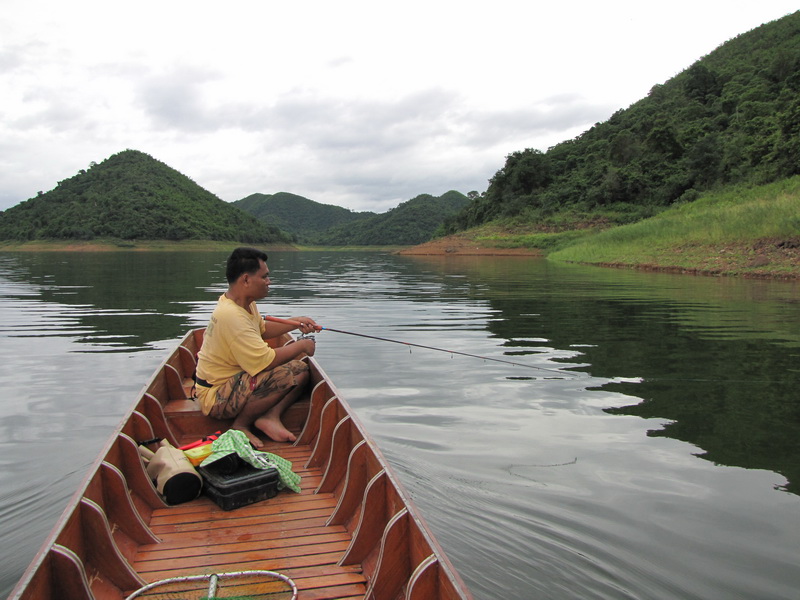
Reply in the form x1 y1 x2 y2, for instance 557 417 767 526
131 440 367 600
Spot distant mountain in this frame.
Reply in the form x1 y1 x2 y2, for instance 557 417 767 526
235 190 470 245
314 191 470 245
0 150 288 243
233 192 373 243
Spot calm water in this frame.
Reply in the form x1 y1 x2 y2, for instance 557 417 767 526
1 250 799 599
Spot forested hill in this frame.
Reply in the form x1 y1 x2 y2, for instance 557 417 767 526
0 150 288 243
314 191 469 245
442 11 800 233
236 190 469 245
233 192 374 243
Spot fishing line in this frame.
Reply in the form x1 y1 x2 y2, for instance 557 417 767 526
267 316 777 384
265 315 571 376
322 326 571 374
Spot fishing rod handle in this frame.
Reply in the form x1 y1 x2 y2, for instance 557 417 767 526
264 315 323 332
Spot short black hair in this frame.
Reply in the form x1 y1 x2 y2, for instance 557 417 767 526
226 247 268 284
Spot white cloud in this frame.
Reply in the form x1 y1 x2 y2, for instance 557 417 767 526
1 0 798 212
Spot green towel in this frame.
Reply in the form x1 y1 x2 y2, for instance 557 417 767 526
200 430 301 493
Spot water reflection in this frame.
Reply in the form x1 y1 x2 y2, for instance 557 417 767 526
2 250 799 599
0 252 229 350
400 255 800 495
2 250 798 496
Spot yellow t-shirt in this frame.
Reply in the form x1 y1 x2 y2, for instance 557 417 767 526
195 294 277 415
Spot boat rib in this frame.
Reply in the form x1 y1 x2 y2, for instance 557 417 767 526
8 329 472 600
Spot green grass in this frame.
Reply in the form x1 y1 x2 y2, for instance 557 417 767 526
548 177 800 275
293 245 406 252
475 229 593 251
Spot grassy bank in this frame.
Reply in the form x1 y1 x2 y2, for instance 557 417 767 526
547 177 800 278
3 177 798 279
456 205 653 253
425 176 800 278
294 245 406 252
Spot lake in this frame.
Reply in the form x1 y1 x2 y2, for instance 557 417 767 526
1 250 798 599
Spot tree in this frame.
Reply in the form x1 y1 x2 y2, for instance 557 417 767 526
684 63 722 104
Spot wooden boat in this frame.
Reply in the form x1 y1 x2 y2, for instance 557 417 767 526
8 328 472 600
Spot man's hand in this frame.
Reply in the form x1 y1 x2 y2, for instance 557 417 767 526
285 336 316 356
270 336 316 368
291 316 320 334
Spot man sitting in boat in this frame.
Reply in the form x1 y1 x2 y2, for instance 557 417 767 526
194 247 318 448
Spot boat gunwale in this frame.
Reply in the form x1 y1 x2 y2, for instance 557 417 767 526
7 331 198 600
8 328 473 600
302 351 472 597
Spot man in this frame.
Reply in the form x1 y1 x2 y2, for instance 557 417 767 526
194 247 318 448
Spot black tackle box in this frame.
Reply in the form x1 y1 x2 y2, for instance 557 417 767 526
199 455 280 511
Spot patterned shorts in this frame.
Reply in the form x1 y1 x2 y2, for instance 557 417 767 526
208 360 309 420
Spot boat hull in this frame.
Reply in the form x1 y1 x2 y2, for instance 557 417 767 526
8 329 472 600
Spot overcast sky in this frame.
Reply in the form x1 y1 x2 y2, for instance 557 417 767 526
1 1 797 213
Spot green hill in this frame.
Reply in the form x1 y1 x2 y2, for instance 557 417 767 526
236 190 470 245
443 11 800 233
314 191 470 245
233 192 373 243
0 150 289 243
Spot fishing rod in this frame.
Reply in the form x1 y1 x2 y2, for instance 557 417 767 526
264 315 570 375
266 317 784 386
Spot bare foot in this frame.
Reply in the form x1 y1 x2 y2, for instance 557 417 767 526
232 425 265 449
254 414 297 443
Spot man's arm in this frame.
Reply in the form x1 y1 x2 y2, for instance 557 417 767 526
262 316 319 340
265 337 316 368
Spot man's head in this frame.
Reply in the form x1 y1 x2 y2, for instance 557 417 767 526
226 247 269 284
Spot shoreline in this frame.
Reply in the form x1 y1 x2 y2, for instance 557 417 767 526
2 237 798 280
397 234 800 280
585 261 800 280
0 240 298 252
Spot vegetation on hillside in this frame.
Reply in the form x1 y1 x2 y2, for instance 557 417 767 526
234 192 374 243
3 13 797 257
441 11 800 234
550 176 800 277
236 190 469 246
313 191 469 245
0 150 289 243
